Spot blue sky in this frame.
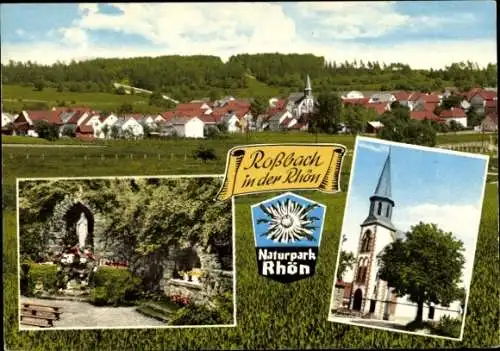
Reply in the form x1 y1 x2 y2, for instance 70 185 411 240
1 2 496 68
252 192 326 248
340 137 489 288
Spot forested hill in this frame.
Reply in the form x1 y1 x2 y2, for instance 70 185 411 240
2 53 497 102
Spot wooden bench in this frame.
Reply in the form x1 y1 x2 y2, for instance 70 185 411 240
20 302 63 328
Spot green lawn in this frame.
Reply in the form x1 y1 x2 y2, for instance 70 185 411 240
2 134 499 350
234 75 282 98
2 84 151 113
436 133 497 145
2 131 492 147
2 135 99 145
2 80 283 112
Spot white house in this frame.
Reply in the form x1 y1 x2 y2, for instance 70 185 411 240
440 107 468 128
100 114 118 128
2 112 15 127
340 151 462 325
119 117 144 138
155 114 166 123
141 115 156 127
343 91 365 99
369 93 396 104
168 116 205 138
13 110 61 137
223 114 241 133
225 109 253 133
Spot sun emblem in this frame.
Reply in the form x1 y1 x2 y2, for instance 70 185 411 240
257 198 320 244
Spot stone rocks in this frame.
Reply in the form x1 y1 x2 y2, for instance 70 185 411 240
48 195 107 257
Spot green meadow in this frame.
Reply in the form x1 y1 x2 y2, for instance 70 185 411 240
2 84 150 113
2 133 499 350
2 77 282 112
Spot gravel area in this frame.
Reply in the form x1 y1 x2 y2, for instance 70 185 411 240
20 297 167 330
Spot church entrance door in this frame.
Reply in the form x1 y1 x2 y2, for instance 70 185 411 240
353 289 363 311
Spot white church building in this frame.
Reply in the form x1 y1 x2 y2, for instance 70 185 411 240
333 150 462 325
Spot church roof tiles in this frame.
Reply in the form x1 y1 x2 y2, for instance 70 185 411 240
374 150 392 199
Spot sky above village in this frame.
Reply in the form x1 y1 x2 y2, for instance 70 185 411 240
339 137 489 291
0 2 497 69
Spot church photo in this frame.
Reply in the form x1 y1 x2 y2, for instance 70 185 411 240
328 137 489 340
17 175 235 330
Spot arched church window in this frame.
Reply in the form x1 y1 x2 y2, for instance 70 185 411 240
357 267 366 283
361 231 372 252
386 205 390 217
360 266 367 282
377 202 382 215
356 258 365 282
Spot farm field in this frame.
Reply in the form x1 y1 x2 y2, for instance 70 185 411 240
2 134 499 349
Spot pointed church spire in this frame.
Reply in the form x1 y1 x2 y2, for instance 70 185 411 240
373 148 392 199
305 74 312 91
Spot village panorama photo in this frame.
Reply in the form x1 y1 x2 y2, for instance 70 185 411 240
328 136 489 340
17 175 235 330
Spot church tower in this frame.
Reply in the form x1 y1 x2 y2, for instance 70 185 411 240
299 74 314 119
350 149 397 318
304 74 312 98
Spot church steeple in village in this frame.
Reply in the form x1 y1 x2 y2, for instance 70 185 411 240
304 74 312 97
361 148 396 232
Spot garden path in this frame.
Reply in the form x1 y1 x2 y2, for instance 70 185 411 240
20 297 167 329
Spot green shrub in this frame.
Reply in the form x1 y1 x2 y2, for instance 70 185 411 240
89 287 108 306
432 315 462 338
26 263 58 296
192 145 217 162
89 267 141 306
169 303 222 326
169 292 234 326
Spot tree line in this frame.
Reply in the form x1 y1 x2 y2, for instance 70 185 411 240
2 54 497 103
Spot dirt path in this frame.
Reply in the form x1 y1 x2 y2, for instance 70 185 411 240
20 296 167 329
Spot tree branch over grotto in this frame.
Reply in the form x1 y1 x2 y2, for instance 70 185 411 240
377 222 466 327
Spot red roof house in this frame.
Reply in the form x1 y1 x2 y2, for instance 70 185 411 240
75 125 95 140
24 110 63 125
342 98 370 106
410 110 443 122
440 107 467 119
392 91 412 101
367 102 389 115
469 89 496 102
